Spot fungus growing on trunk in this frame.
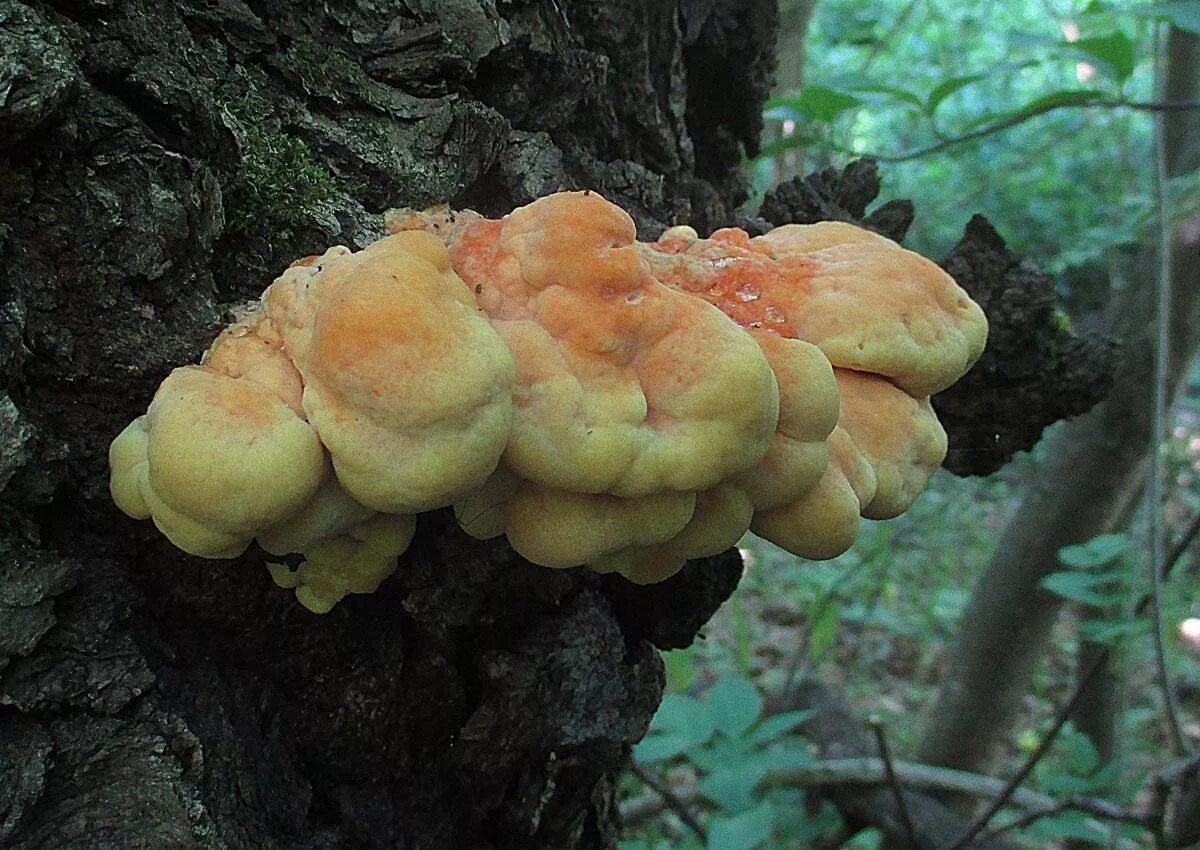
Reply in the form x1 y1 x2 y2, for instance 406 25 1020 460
109 231 514 612
110 189 986 609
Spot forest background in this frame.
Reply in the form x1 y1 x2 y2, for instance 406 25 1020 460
621 0 1200 847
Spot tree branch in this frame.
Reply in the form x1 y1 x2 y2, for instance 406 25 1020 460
845 98 1200 163
628 762 708 843
1149 15 1190 757
947 650 1109 849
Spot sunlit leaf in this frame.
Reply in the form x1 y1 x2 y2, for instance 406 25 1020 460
765 86 862 122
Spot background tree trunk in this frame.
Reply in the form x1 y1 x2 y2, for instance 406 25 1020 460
0 2 777 847
917 26 1200 777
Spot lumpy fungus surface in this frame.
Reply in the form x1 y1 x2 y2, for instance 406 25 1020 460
110 189 987 610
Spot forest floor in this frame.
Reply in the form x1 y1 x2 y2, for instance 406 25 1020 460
620 419 1200 849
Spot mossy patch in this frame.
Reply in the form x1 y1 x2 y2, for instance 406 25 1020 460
220 95 338 238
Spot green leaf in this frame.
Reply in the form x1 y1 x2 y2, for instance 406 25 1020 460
664 647 697 693
765 85 862 123
756 133 821 158
1130 2 1200 35
808 606 840 660
1079 617 1141 646
700 762 768 811
753 743 815 773
688 737 746 774
956 88 1105 133
1057 532 1128 568
633 731 696 763
1029 810 1110 842
1041 571 1120 606
746 710 815 747
926 74 986 115
707 676 764 739
652 694 714 735
1066 30 1136 83
635 694 718 762
707 801 774 850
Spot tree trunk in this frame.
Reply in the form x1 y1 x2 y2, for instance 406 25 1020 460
917 26 1200 776
0 2 776 848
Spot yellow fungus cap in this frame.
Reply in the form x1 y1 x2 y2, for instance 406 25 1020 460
446 191 780 498
751 427 876 560
109 364 327 558
834 369 947 520
264 231 516 513
751 222 988 397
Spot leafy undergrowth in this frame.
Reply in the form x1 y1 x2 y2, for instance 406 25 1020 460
618 459 1200 850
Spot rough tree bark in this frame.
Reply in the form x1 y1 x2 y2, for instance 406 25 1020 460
0 2 775 848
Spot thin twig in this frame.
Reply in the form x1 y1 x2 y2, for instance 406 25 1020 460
628 763 708 843
1164 507 1200 574
869 717 922 848
842 98 1200 163
624 755 1089 827
974 800 1071 843
947 650 1111 849
623 754 1155 838
1149 14 1189 756
975 793 1151 845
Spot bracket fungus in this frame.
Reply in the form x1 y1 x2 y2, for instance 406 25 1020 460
110 231 514 612
110 189 986 611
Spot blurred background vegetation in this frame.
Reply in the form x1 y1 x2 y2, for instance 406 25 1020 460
620 1 1200 847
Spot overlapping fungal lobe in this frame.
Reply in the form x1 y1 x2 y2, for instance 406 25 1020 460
751 222 989 397
263 231 516 513
433 191 782 581
643 218 983 561
109 232 514 612
108 311 328 560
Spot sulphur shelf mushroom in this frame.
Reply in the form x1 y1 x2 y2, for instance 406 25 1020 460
110 190 987 610
110 230 515 612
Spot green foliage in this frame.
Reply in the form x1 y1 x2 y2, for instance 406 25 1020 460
1044 532 1142 645
753 0 1168 277
624 4 1200 847
634 674 816 850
